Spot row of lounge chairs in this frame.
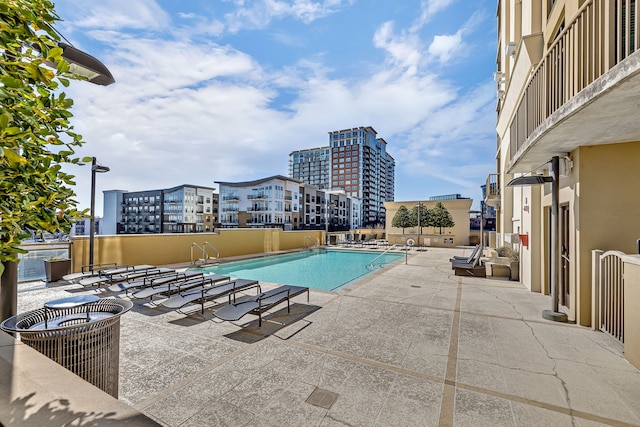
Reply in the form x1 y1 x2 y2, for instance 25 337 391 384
450 244 486 277
63 263 309 327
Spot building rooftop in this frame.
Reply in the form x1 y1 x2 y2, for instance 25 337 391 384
3 247 639 426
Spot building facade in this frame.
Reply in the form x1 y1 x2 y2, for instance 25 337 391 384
489 0 640 326
328 126 395 227
217 176 301 229
102 185 218 234
289 126 395 228
289 147 331 189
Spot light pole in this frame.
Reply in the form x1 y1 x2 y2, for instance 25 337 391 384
89 157 110 267
507 156 567 322
417 202 421 248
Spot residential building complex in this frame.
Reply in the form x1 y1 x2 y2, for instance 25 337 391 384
102 185 218 234
489 0 640 326
217 176 360 231
288 147 331 189
217 176 301 230
289 126 395 227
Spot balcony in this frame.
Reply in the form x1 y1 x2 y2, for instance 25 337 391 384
484 174 500 207
507 0 640 173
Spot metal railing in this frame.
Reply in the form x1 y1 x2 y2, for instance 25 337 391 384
16 242 72 283
592 249 625 343
366 244 401 270
304 236 320 249
203 241 220 259
190 243 208 265
510 0 639 161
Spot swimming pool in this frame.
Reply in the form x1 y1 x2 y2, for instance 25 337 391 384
200 249 404 291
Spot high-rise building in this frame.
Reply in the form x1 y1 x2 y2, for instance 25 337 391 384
328 126 395 226
288 147 331 189
289 126 395 227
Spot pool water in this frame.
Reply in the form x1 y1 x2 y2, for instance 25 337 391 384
200 249 404 291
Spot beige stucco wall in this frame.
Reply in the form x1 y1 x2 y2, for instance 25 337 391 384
571 143 640 325
70 229 324 273
622 257 640 370
384 199 473 247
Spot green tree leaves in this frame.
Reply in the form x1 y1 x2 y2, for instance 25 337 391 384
1 0 88 264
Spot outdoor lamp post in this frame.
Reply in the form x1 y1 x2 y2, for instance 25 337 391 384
89 158 110 266
507 155 567 322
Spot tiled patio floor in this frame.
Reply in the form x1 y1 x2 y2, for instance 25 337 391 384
6 247 640 426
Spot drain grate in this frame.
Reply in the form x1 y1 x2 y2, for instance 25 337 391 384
306 387 338 409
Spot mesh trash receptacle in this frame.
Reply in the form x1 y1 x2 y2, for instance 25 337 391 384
1 297 132 398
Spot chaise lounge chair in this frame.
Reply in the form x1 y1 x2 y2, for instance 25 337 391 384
160 278 261 313
78 266 173 288
213 285 309 327
62 262 119 282
449 244 481 263
451 247 486 277
131 273 231 301
106 270 203 294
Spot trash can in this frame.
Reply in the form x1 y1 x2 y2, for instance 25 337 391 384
1 296 132 398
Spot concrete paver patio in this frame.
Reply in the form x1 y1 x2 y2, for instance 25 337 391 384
6 247 640 426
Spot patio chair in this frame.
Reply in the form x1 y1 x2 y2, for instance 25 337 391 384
160 278 261 313
107 270 203 294
213 285 309 327
449 244 481 263
62 262 118 282
78 266 173 288
452 247 486 277
131 273 231 301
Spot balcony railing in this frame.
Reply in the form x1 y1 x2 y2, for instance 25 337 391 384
510 0 638 161
485 174 500 202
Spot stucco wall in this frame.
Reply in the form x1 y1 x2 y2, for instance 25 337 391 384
70 229 324 272
384 199 472 246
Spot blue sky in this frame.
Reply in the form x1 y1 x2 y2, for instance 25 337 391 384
53 0 497 215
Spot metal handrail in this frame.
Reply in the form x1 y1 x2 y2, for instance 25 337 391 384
190 243 208 265
366 244 401 270
203 242 220 259
304 236 320 249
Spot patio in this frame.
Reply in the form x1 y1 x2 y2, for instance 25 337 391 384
3 246 640 426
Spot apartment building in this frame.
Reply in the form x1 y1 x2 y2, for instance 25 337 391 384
102 185 218 234
216 176 302 229
290 127 394 227
489 0 640 326
289 147 331 189
328 127 395 227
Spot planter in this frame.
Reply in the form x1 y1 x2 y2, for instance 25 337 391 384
510 261 520 281
44 259 71 283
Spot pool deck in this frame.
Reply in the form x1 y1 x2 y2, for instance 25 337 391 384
3 246 640 426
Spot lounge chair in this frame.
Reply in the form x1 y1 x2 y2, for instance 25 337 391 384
452 247 486 277
449 244 481 263
213 285 309 327
160 278 261 313
62 262 118 282
79 266 173 288
131 273 230 301
107 270 203 294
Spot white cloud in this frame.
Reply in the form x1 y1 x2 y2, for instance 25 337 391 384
225 0 351 32
59 0 495 212
60 0 171 31
428 30 464 63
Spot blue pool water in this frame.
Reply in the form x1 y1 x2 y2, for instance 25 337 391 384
200 249 404 291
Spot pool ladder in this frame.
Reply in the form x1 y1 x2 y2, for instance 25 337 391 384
304 236 320 250
191 242 220 266
366 244 401 270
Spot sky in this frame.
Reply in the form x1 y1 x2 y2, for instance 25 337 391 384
52 0 498 216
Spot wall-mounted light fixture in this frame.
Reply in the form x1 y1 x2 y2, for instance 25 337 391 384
507 156 568 323
505 42 517 57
